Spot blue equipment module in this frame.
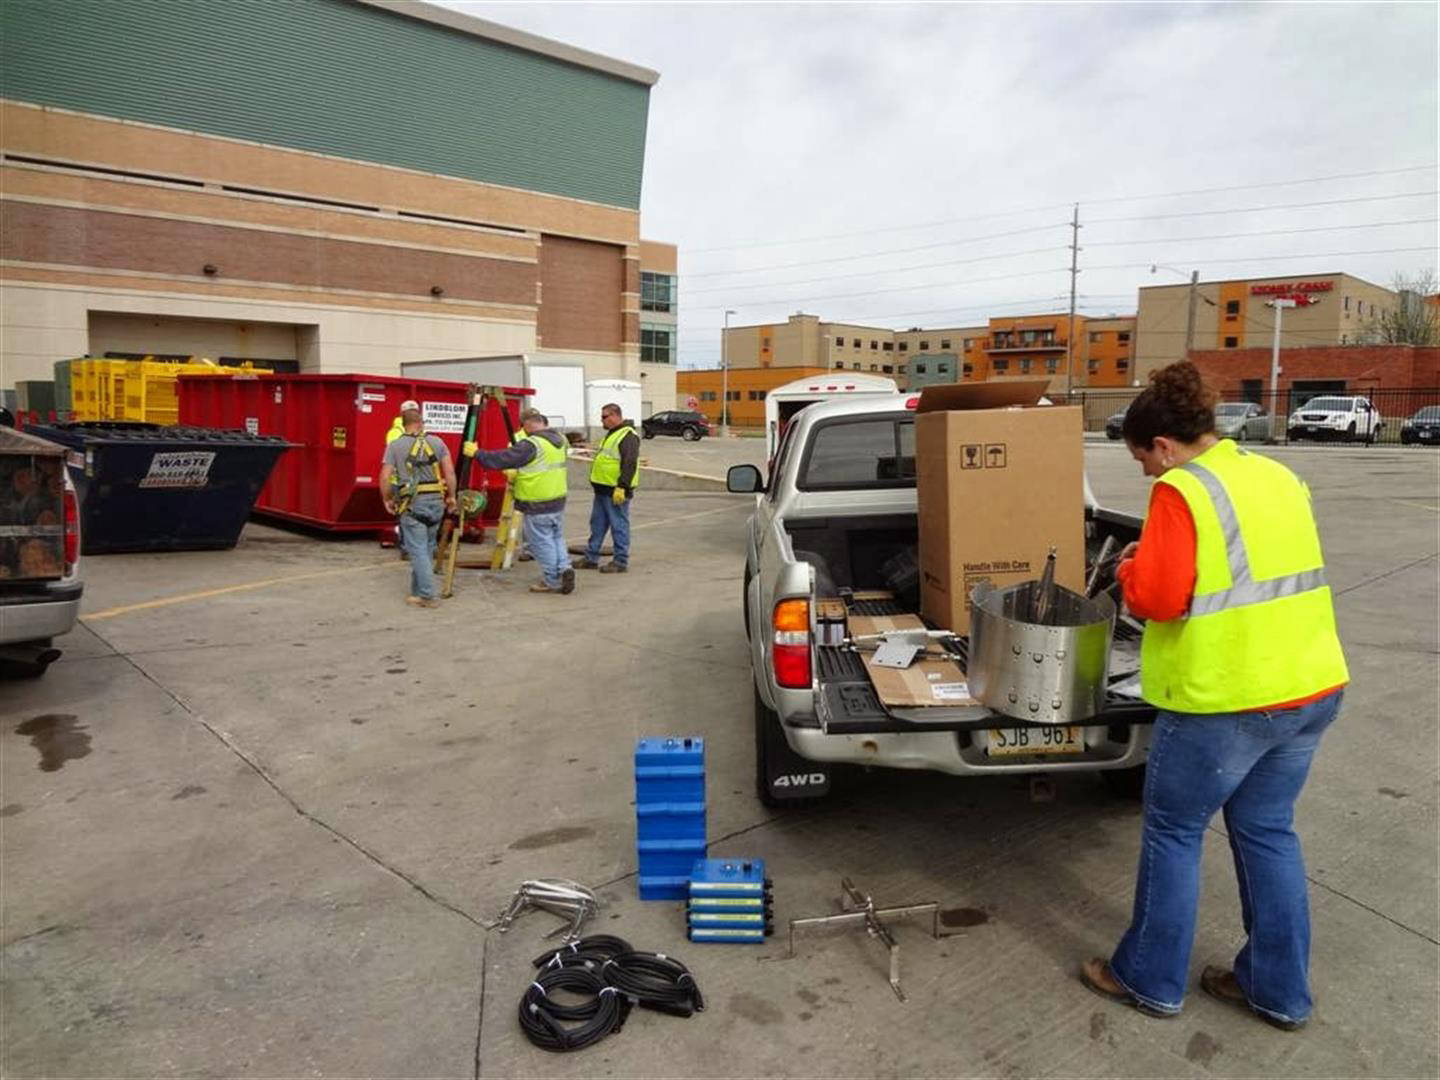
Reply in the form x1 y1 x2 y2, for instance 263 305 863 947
635 737 707 900
686 858 774 943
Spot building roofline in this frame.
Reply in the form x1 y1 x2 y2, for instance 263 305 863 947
1138 271 1393 292
350 0 660 87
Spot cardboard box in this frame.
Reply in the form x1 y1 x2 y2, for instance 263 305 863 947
915 380 1085 636
848 614 977 708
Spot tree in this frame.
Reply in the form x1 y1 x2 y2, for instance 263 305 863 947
1360 269 1439 346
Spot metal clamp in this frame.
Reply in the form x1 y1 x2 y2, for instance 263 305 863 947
495 879 599 943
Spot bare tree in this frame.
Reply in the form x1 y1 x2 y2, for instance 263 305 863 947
1359 269 1439 346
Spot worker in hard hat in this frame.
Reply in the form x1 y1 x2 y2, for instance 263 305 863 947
379 399 457 608
468 408 572 595
573 402 639 574
1079 361 1346 1030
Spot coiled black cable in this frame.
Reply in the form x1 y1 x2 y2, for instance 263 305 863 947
601 951 706 1017
516 965 630 1053
531 935 633 971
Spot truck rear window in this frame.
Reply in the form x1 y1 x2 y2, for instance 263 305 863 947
798 417 915 490
0 453 66 580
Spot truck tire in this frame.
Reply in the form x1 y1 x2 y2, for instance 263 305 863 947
682 426 700 441
754 683 831 808
1101 764 1146 799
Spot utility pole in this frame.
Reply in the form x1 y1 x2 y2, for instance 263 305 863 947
1267 297 1296 442
722 309 736 437
1184 269 1199 358
1065 204 1080 398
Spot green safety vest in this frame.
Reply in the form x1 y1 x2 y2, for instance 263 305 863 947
590 423 640 489
513 432 567 504
1139 439 1348 712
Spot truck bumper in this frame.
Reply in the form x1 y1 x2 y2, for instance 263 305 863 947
1 584 83 644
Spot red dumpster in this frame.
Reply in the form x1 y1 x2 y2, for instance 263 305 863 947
177 373 531 536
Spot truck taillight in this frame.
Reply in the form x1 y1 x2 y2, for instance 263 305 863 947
772 598 811 689
63 487 79 573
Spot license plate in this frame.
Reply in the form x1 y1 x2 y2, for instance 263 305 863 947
987 726 1084 756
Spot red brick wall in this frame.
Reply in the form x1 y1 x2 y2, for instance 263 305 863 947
537 234 623 352
1189 345 1440 395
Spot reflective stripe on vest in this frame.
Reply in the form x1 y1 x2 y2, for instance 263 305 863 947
1176 459 1330 616
512 433 567 504
1139 439 1348 713
589 424 639 489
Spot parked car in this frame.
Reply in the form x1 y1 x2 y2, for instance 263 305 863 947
0 426 82 677
1287 395 1383 444
1400 405 1440 446
1215 401 1271 442
642 410 714 441
1104 409 1126 440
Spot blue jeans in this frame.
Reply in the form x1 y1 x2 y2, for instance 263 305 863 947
1110 691 1341 1023
399 497 444 599
586 488 631 566
522 511 567 587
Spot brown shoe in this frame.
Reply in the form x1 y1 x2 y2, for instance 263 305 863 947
529 583 556 593
1200 966 1306 1031
1079 958 1176 1019
598 562 628 574
572 556 600 569
560 568 576 594
405 595 424 606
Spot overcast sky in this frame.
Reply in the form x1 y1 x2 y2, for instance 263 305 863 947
447 1 1437 369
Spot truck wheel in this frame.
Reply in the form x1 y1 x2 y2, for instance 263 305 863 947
754 683 830 808
643 429 655 439
682 426 700 441
1346 421 1357 443
1101 764 1146 799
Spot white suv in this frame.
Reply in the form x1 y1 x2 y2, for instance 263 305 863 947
1287 395 1383 444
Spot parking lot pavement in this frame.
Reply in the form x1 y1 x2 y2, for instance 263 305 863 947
3 452 1436 1078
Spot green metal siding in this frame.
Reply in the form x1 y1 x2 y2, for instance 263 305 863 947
0 0 649 209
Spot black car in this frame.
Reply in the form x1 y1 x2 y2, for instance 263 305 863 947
642 410 714 441
1104 409 1127 440
1400 406 1440 446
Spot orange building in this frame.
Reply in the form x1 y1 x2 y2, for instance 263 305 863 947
676 366 829 427
982 312 1134 390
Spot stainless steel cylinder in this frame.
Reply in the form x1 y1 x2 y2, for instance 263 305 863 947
968 580 1117 725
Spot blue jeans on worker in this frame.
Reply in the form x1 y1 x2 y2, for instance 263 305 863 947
1109 690 1342 1023
586 487 631 567
399 496 444 600
523 511 567 588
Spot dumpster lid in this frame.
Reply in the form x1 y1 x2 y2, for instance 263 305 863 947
28 422 294 448
1 427 67 456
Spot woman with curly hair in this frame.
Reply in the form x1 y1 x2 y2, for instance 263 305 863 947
1080 361 1348 1031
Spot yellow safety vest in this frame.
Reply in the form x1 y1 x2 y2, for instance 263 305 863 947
385 416 405 445
589 423 640 489
513 432 567 504
1139 439 1348 712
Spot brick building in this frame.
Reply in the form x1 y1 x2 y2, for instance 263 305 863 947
1 0 676 409
1189 344 1439 413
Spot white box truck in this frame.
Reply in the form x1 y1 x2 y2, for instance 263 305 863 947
585 379 643 435
399 356 587 434
763 372 900 458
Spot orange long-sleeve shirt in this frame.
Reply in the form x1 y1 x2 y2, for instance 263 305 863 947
1116 481 1343 711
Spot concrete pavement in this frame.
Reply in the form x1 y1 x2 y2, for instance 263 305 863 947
2 447 1436 1077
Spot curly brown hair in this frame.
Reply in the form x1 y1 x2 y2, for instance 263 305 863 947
1122 361 1218 448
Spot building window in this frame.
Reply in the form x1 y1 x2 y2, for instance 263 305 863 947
963 339 973 352
834 361 845 369
919 340 930 351
726 390 740 401
882 342 894 352
882 364 894 374
940 339 951 350
852 362 861 370
1020 358 1032 374
870 340 878 350
1117 332 1131 343
1046 357 1059 373
1224 336 1239 348
762 337 771 349
640 324 676 364
748 390 767 401
962 363 973 377
1225 300 1240 315
640 271 675 313
898 342 908 352
914 363 927 374
993 358 1010 372
1344 296 1351 311
1088 360 1100 374
1116 358 1129 371
1089 332 1101 343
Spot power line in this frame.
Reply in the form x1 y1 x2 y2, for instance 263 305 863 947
1087 190 1437 225
1087 217 1437 248
683 222 1066 280
685 266 1069 313
681 164 1437 259
1086 246 1434 272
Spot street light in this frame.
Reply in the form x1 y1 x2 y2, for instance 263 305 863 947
1267 298 1297 442
722 309 736 438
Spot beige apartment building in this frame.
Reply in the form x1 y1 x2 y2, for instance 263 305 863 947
1135 272 1398 381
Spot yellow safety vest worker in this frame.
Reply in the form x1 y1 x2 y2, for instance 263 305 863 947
590 423 640 489
385 416 405 445
512 432 567 504
1139 439 1348 713
389 430 447 513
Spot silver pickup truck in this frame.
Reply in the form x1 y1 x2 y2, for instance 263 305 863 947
727 394 1154 806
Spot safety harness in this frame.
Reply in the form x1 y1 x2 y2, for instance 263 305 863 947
390 430 446 515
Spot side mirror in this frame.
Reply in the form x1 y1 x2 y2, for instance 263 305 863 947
727 464 764 494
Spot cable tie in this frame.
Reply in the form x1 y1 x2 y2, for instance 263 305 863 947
656 953 667 960
602 958 616 970
546 954 563 969
530 982 547 998
599 986 619 996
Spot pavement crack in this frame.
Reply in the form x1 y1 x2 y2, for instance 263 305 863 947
473 932 488 1080
87 624 485 931
1334 553 1438 597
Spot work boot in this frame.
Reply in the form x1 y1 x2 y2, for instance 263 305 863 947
560 568 576 594
1200 967 1306 1031
407 595 440 608
572 556 600 569
599 562 628 574
529 583 556 594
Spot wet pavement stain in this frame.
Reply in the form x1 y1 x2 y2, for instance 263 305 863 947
729 992 783 1025
940 907 989 928
385 668 407 675
15 714 91 772
796 988 821 1006
508 825 595 850
171 785 207 800
1089 1012 1108 1040
1185 1031 1221 1065
1377 787 1410 799
0 803 22 816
